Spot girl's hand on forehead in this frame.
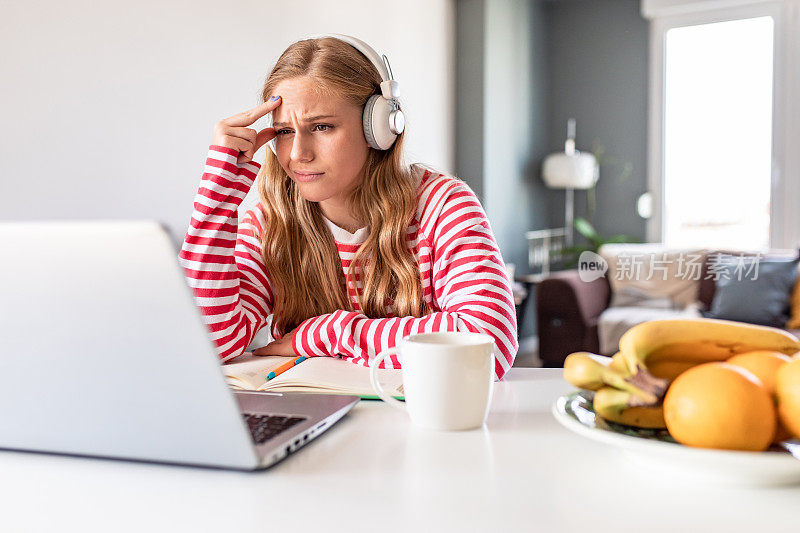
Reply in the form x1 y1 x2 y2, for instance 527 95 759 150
211 96 282 165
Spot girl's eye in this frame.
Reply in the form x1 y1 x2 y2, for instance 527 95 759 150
275 124 333 135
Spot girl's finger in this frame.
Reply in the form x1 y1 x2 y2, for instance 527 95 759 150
254 127 277 152
224 96 282 127
219 135 250 154
224 126 258 144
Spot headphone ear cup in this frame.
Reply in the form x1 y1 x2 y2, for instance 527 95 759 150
362 94 398 150
362 94 381 150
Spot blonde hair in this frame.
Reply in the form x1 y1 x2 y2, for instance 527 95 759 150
257 37 432 339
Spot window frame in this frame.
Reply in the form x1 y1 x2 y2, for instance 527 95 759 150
644 0 800 250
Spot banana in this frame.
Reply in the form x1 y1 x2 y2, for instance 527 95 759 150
563 352 663 404
581 352 616 369
646 341 738 364
609 352 629 375
563 352 605 390
645 359 698 381
612 350 688 384
592 387 667 429
618 318 800 376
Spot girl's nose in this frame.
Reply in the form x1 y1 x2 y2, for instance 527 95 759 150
290 131 314 162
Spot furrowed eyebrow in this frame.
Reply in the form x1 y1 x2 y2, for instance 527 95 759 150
272 114 337 128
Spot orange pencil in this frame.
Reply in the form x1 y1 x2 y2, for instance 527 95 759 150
265 356 306 381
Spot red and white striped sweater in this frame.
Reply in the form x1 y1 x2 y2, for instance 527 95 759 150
179 145 518 380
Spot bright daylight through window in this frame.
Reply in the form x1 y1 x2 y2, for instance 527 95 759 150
663 16 774 250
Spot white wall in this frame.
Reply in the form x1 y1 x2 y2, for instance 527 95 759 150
0 0 455 244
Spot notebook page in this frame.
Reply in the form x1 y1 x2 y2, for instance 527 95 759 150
258 356 403 397
221 353 295 390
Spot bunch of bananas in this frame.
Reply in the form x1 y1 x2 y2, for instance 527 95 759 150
563 318 800 429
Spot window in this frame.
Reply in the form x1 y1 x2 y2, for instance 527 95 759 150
644 0 800 250
663 16 774 249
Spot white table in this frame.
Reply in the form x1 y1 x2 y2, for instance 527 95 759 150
0 369 797 532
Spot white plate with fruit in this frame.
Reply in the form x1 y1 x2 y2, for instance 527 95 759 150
552 318 800 486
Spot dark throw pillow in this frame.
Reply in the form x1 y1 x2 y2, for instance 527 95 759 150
705 253 800 328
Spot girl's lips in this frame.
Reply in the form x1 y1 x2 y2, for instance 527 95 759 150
293 171 324 183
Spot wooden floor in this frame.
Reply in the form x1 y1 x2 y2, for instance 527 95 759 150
512 336 541 368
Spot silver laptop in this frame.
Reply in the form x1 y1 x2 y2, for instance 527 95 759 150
0 220 359 470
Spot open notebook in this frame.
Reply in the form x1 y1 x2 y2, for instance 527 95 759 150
222 353 404 400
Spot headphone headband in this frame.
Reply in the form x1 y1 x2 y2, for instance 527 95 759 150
311 34 389 81
309 33 399 99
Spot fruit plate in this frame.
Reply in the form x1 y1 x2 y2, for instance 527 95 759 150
552 390 800 486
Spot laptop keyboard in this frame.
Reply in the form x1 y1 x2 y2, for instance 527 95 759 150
243 413 307 444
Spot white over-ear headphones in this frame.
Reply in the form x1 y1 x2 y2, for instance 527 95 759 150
266 33 405 155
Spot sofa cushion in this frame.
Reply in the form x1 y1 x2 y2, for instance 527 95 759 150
597 305 702 355
598 244 706 310
699 250 799 310
705 254 800 328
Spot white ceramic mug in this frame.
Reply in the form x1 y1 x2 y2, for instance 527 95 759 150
369 332 495 431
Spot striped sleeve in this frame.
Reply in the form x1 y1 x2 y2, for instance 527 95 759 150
178 145 274 362
292 177 519 380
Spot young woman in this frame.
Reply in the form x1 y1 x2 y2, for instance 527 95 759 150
179 35 518 380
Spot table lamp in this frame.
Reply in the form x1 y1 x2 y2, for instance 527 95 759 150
542 118 599 246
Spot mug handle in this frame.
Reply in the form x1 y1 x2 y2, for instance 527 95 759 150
369 348 405 411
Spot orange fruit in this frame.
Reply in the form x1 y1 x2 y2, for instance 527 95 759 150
727 351 792 392
776 358 800 440
728 350 793 442
663 362 776 451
